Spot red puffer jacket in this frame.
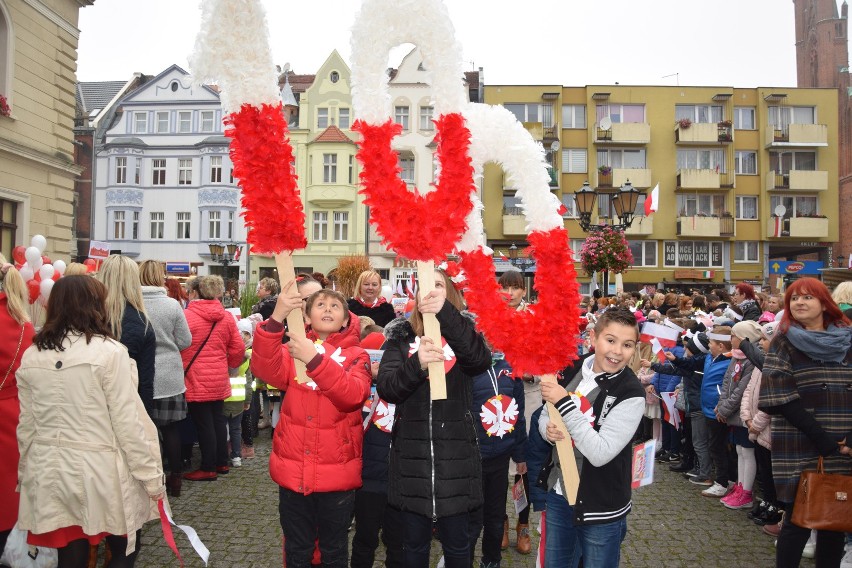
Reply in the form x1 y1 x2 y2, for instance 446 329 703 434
182 300 245 402
251 312 371 494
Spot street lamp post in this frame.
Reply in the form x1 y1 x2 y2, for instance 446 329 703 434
507 242 536 296
207 242 241 283
573 179 644 295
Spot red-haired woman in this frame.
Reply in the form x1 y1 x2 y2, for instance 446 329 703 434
732 282 761 322
759 277 851 567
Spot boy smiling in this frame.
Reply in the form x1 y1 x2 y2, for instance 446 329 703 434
538 307 645 567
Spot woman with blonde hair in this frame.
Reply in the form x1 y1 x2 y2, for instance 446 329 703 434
139 260 192 496
0 255 35 556
348 269 395 327
97 255 156 411
64 262 89 276
832 281 852 318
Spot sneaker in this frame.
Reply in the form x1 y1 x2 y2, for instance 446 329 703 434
683 467 701 479
655 451 671 463
669 461 694 473
802 530 816 559
839 543 852 568
723 487 753 510
231 457 242 468
666 452 681 463
689 475 713 486
720 483 742 507
755 505 783 526
701 482 732 497
747 500 767 520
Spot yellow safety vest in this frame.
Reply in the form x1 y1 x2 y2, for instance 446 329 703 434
225 349 251 402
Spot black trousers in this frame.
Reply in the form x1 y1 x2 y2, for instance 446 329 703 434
402 511 470 568
470 454 511 565
187 400 227 472
350 490 403 568
679 414 695 465
776 498 846 568
55 531 141 568
705 417 730 486
754 444 777 504
513 472 530 524
279 487 355 568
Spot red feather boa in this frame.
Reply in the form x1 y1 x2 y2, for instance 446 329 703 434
225 103 306 253
459 227 581 376
352 113 475 261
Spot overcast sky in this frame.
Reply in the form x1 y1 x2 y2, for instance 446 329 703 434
76 0 848 88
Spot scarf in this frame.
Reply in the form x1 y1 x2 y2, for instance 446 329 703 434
354 296 387 309
784 323 852 364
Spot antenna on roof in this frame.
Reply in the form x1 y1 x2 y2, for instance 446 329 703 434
662 72 680 86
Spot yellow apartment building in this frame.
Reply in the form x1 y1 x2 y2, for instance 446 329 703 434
483 85 839 293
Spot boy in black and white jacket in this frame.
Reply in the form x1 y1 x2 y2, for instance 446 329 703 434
538 307 645 568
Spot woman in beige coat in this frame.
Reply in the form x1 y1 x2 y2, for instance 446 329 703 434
15 275 165 567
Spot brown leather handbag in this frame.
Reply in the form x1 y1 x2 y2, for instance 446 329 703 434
790 457 852 532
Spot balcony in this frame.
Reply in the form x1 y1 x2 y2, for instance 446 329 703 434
594 122 651 144
306 185 358 207
765 170 828 192
595 168 652 189
767 216 829 238
523 122 544 141
625 216 653 236
502 207 527 236
677 215 735 238
765 124 828 147
676 168 735 189
675 122 732 144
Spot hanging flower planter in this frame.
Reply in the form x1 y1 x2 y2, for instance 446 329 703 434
578 225 633 275
0 94 11 117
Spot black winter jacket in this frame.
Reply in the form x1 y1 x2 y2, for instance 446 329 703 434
739 299 762 322
120 303 156 410
470 357 526 462
347 299 397 328
377 303 491 519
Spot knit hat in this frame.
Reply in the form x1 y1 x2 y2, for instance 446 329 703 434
761 321 779 340
688 332 710 354
732 320 762 343
237 319 254 336
758 311 776 324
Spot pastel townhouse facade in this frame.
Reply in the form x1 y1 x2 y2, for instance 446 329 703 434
483 84 840 293
92 65 248 282
0 0 93 262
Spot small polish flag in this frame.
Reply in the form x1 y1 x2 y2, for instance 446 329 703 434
650 337 667 363
643 183 659 216
557 203 568 216
395 281 405 296
498 250 509 261
232 245 242 261
640 322 680 349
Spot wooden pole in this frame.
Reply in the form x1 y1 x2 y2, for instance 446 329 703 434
540 373 580 504
274 252 309 384
416 260 447 400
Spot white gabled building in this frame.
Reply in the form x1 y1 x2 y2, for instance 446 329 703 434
93 65 247 284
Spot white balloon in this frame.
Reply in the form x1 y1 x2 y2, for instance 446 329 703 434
39 264 55 281
381 284 393 302
31 234 47 252
24 246 41 266
53 259 66 275
39 278 54 298
19 264 34 282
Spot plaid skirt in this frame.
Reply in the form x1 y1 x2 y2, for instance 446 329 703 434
149 392 188 426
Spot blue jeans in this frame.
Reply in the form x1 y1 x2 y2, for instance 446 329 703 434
544 489 627 568
225 409 243 459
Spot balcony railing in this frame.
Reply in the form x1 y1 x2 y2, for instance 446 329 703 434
765 124 828 147
675 122 730 144
765 170 828 191
676 169 735 189
767 216 829 238
676 215 735 238
595 122 651 144
624 216 653 236
596 168 653 189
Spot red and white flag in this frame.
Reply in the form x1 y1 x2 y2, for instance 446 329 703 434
650 337 667 363
643 183 659 216
395 281 405 297
773 216 784 237
640 322 680 348
232 245 242 261
498 250 509 261
405 273 418 299
661 392 681 429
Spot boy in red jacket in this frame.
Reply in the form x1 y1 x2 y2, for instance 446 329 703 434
251 283 371 567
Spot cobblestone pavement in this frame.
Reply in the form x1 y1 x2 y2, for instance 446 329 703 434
133 433 814 567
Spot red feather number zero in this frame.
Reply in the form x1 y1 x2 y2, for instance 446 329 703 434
352 113 476 262
225 103 307 254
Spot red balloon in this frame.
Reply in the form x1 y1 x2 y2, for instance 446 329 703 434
12 246 26 265
83 259 96 266
27 279 39 304
14 263 22 270
52 271 61 281
41 255 50 265
34 271 41 282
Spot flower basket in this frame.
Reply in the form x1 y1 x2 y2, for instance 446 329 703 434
597 165 612 176
578 225 633 275
677 118 692 129
0 94 10 118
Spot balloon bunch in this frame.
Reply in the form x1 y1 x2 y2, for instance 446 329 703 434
10 235 67 321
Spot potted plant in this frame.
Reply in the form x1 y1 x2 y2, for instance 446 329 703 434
597 165 612 176
718 119 733 127
579 225 634 275
0 94 10 118
677 118 692 129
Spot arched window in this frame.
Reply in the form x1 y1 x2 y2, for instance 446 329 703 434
0 0 13 107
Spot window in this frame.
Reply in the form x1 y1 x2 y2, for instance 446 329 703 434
504 103 539 123
663 241 724 268
628 240 657 267
767 106 816 127
333 211 349 241
338 108 350 129
150 212 164 239
399 155 415 183
769 195 819 218
209 210 221 239
317 108 329 129
228 211 234 239
131 211 139 240
734 241 759 263
152 159 166 185
676 149 725 171
596 148 646 169
676 194 727 216
178 111 192 133
560 194 578 218
735 151 757 175
115 157 127 184
394 106 410 130
134 158 141 184
0 199 18 261
735 196 758 220
348 155 355 184
561 149 587 173
155 111 169 133
178 159 192 185
113 211 126 239
596 104 645 124
200 111 215 132
734 107 755 130
134 112 148 133
176 212 191 239
211 156 223 183
769 151 817 173
330 71 339 83
503 191 521 214
568 239 584 260
562 105 587 129
675 104 723 123
323 154 337 183
312 211 328 241
419 106 434 131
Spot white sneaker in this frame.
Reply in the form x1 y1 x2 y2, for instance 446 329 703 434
802 530 816 559
701 482 731 497
231 457 242 468
839 543 852 568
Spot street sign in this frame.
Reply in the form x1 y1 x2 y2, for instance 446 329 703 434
165 262 191 274
768 260 824 275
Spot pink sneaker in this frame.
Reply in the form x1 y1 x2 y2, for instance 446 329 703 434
723 486 754 510
720 483 742 507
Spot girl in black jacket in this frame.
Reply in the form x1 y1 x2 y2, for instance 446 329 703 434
377 269 491 568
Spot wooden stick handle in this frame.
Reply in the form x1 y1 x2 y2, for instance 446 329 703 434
274 252 309 384
416 260 447 401
541 373 580 504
